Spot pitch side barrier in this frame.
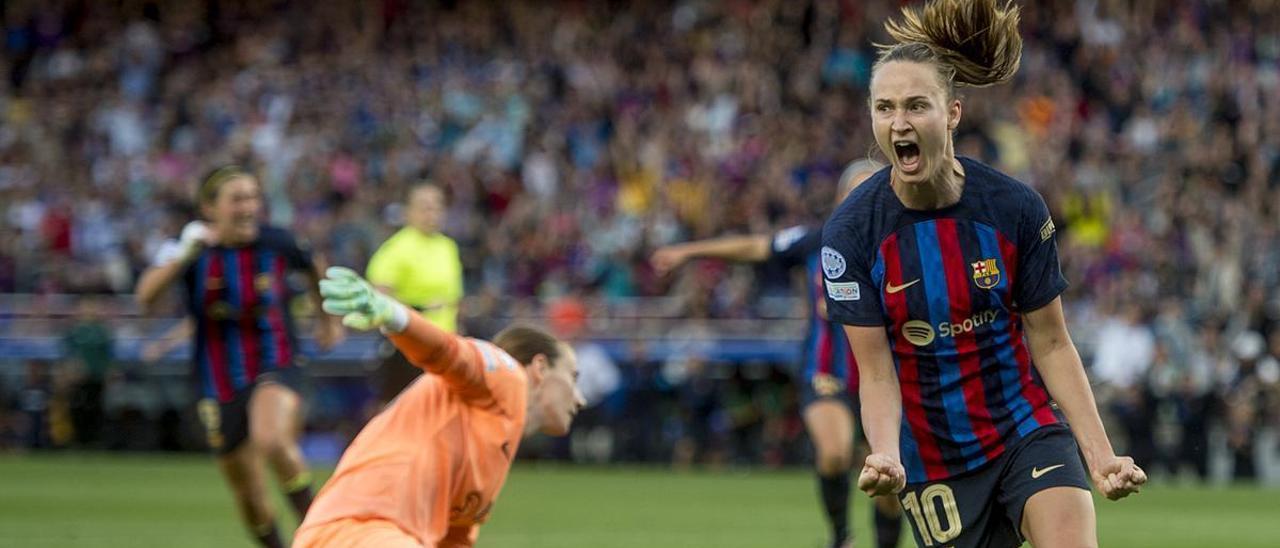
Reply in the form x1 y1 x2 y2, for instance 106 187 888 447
0 294 808 371
0 334 802 373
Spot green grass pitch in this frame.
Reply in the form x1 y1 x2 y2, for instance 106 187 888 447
0 453 1275 547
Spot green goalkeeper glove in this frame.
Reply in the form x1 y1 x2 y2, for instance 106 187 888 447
319 267 409 332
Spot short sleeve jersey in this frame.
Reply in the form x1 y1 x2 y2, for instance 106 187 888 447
820 157 1066 483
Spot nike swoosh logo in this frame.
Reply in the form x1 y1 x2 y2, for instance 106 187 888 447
885 279 921 294
1031 464 1065 479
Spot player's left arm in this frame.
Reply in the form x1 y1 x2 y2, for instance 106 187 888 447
1024 299 1146 500
1014 189 1145 500
320 267 493 400
389 311 495 402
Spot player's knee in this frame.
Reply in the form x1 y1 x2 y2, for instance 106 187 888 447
816 450 853 476
874 494 902 515
249 427 287 456
1024 513 1097 548
227 477 266 507
1049 531 1097 548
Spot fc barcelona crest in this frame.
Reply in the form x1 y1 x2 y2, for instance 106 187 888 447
972 259 1001 289
811 373 845 397
255 273 273 292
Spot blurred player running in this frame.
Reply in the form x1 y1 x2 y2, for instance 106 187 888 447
294 267 585 548
652 160 903 548
136 165 344 547
822 1 1145 547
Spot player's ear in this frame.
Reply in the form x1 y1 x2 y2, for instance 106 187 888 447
947 98 962 131
527 354 549 384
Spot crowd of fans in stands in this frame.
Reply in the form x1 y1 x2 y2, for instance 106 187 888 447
1 0 1277 479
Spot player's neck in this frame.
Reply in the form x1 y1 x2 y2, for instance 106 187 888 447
522 411 541 437
892 157 965 210
410 225 439 237
213 227 257 247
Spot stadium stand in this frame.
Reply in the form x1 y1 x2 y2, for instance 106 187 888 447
1 0 1277 481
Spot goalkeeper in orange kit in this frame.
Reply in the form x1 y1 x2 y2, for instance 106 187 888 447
293 267 584 547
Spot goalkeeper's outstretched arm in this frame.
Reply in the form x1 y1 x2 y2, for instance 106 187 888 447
320 267 487 396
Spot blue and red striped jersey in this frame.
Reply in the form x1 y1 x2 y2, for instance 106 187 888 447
821 157 1067 483
180 226 313 403
768 226 859 394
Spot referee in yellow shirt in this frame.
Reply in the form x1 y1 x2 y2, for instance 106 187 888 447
366 182 463 402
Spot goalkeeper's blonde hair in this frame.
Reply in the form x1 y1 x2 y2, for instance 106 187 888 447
493 325 563 367
873 0 1022 96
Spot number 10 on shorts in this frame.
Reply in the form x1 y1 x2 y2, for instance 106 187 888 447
901 484 962 546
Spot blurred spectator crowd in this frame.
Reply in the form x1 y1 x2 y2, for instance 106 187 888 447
1 0 1278 480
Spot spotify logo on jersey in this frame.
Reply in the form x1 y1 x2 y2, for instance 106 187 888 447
902 320 936 346
901 310 1001 347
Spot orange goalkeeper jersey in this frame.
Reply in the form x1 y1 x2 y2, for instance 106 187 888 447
297 313 527 547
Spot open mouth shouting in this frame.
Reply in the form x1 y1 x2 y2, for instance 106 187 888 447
894 139 921 175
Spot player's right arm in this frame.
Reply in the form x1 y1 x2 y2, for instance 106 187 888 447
650 234 771 275
135 222 213 313
650 225 822 275
845 325 906 496
821 211 905 496
141 318 194 363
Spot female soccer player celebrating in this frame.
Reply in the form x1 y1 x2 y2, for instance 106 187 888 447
294 267 585 547
821 1 1145 547
651 160 902 548
136 166 344 548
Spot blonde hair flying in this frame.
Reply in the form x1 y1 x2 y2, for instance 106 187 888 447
875 0 1023 91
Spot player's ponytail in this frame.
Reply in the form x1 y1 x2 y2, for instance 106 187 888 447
875 0 1022 92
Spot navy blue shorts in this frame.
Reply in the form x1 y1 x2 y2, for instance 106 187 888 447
196 367 305 456
799 370 855 410
897 424 1091 548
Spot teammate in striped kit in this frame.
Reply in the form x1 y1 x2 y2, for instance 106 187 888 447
652 160 902 548
822 1 1144 547
136 166 344 548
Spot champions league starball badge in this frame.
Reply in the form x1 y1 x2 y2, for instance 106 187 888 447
821 246 846 279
